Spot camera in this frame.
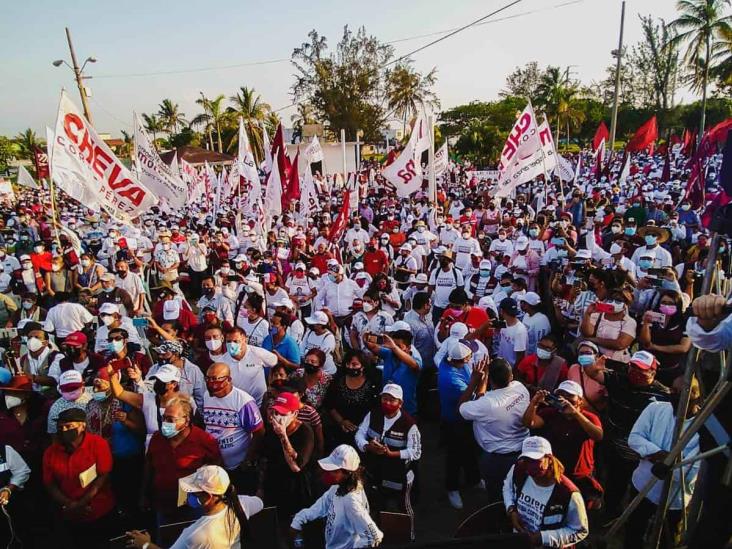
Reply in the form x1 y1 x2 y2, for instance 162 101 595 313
491 319 507 329
366 334 384 345
545 393 566 410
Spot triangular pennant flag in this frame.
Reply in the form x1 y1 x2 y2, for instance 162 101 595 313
17 165 39 189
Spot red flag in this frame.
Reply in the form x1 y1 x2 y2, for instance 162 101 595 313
592 122 609 152
594 139 605 179
328 191 351 243
656 142 668 157
626 116 658 152
661 148 671 182
669 133 681 146
683 119 732 208
271 123 291 182
283 148 301 207
33 146 49 180
682 130 696 156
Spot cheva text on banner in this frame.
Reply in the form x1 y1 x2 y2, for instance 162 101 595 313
51 91 157 222
382 109 430 197
134 113 187 210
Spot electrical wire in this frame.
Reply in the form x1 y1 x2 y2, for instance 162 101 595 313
93 57 290 79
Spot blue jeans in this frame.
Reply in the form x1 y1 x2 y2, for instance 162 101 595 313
479 450 521 504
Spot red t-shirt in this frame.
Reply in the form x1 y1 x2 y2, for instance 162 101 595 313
440 306 488 332
42 432 116 522
363 249 389 277
537 407 601 479
516 354 569 388
310 252 333 276
146 426 222 512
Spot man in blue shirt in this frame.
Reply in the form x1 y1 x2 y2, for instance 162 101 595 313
677 199 701 242
364 321 422 416
437 340 481 509
261 311 301 370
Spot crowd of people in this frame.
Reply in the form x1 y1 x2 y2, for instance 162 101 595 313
0 144 730 549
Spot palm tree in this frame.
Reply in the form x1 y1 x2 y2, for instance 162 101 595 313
536 66 567 139
14 128 40 160
142 114 165 148
669 0 732 136
227 86 271 162
120 130 133 159
710 24 732 89
191 94 227 153
386 61 440 135
555 87 586 150
264 111 281 137
157 99 187 134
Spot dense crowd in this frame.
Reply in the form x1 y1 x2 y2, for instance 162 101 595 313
0 145 730 549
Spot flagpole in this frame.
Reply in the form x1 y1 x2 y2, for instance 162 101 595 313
609 1 626 151
428 113 437 205
340 129 347 185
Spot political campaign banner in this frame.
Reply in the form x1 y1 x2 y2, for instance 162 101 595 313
17 165 39 190
51 91 156 221
383 110 430 197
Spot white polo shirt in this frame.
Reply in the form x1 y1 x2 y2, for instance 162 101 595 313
222 345 277 405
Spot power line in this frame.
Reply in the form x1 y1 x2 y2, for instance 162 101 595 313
93 57 290 79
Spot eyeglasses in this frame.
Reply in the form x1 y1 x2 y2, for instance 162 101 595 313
205 375 230 382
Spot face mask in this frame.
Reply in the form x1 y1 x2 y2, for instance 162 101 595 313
22 301 33 310
628 368 652 386
152 379 168 396
362 303 375 313
61 387 83 401
206 380 228 395
92 391 109 402
577 354 595 367
462 232 470 239
645 235 657 246
525 459 546 477
206 338 222 351
227 342 241 357
22 263 32 270
186 493 204 509
479 269 491 277
59 428 80 445
321 471 341 486
103 286 114 293
327 273 337 283
304 364 321 375
345 367 363 377
624 227 636 236
220 267 231 275
162 244 171 251
33 246 43 253
681 204 691 211
381 401 400 415
4 395 22 410
557 250 567 258
161 421 180 438
638 259 653 270
117 270 128 278
529 229 539 238
109 340 124 354
498 235 506 241
27 337 43 352
609 301 625 314
101 315 114 326
81 259 91 268
536 348 553 360
611 226 621 234
659 304 677 316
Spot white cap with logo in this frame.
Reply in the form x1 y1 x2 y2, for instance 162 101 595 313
318 444 361 472
520 436 553 460
179 465 230 495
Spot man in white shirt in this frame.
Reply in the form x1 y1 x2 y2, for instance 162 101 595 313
631 226 673 267
314 264 360 321
458 358 530 502
428 250 464 324
518 292 551 356
222 327 277 405
114 259 145 314
344 219 370 249
203 362 264 491
197 275 234 324
95 302 141 352
497 298 528 367
44 292 94 340
452 225 481 272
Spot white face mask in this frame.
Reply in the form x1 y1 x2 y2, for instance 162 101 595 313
205 338 223 352
4 395 22 410
362 302 375 313
27 337 43 352
52 264 62 272
101 315 114 326
81 259 91 268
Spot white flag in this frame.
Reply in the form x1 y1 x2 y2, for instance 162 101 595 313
432 142 448 177
263 160 283 230
617 153 630 187
261 123 273 173
17 165 39 190
383 110 430 197
236 117 261 192
52 92 156 221
170 151 181 178
304 135 324 163
134 113 186 210
299 167 318 222
555 154 575 182
347 173 359 214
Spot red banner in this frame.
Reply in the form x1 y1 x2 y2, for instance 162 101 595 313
626 116 658 152
33 146 49 180
592 121 609 152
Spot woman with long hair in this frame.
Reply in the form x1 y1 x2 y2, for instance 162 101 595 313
126 465 263 549
291 445 383 549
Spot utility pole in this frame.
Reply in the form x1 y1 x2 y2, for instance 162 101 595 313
65 27 94 126
609 1 625 152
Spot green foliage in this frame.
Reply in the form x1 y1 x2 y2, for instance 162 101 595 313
0 136 15 173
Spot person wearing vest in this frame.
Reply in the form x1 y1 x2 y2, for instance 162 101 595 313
19 322 61 397
355 383 422 541
503 436 589 548
54 331 107 387
0 442 31 546
466 259 492 303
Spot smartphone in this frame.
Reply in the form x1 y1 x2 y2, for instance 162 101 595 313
646 311 667 327
646 277 664 288
595 302 615 314
545 393 565 410
647 268 666 276
366 334 384 345
132 317 149 328
491 319 507 329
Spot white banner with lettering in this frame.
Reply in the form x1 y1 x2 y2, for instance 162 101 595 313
134 113 186 210
52 92 156 221
383 110 430 197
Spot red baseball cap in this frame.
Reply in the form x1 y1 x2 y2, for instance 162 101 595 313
271 392 302 415
64 331 87 347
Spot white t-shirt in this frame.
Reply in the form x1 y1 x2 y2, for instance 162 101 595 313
45 302 94 338
170 495 263 549
429 267 464 308
498 322 528 367
203 387 263 470
236 315 270 347
452 236 480 271
522 312 551 356
459 380 530 453
222 346 276 405
299 330 337 375
286 275 315 308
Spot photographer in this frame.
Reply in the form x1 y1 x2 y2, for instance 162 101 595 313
580 287 636 364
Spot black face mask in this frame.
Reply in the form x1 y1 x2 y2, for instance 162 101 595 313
303 364 321 375
439 259 450 269
59 428 80 445
345 368 363 377
203 288 215 297
153 379 168 396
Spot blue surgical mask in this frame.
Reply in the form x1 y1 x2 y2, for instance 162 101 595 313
625 227 636 236
638 259 653 270
557 250 567 258
186 493 203 509
109 340 124 353
550 237 564 246
529 229 539 238
92 391 109 402
645 235 657 246
577 354 595 367
479 269 490 277
161 421 180 438
327 273 337 283
227 342 241 357
103 287 114 293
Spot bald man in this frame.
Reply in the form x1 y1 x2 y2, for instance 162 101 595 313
202 362 264 492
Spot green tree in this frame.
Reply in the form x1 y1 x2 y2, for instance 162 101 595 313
633 16 680 110
291 26 394 141
169 127 201 149
14 128 40 160
191 94 228 153
711 25 732 92
141 114 165 146
228 86 271 162
0 136 15 173
385 60 439 135
119 130 133 159
290 103 317 144
669 0 732 135
157 99 187 134
500 61 545 100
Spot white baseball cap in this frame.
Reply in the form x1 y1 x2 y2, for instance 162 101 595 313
517 292 541 306
386 320 412 333
520 436 553 460
449 322 469 338
448 341 472 361
556 380 583 398
409 273 429 284
163 299 181 320
318 444 361 472
151 364 182 383
575 249 592 260
305 311 329 326
58 369 83 391
382 383 403 400
179 465 230 495
98 302 120 315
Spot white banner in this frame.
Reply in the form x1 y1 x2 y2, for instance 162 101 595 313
299 167 318 222
134 113 186 210
52 92 156 221
304 135 324 163
17 165 39 190
261 123 272 173
466 170 500 180
347 173 358 214
383 110 430 197
263 159 283 231
0 179 15 201
433 142 448 177
555 153 575 182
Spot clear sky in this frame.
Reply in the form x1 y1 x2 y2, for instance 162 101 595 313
0 0 686 137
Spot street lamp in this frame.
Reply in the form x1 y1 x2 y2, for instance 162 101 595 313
51 27 95 126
